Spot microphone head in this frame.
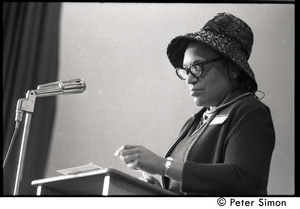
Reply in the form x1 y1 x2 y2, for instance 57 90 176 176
61 78 86 94
36 78 86 97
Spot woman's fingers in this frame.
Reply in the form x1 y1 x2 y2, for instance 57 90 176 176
144 176 162 187
123 153 138 164
114 145 143 169
126 161 139 170
114 145 164 175
114 145 142 156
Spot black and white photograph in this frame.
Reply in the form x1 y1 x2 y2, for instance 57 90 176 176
2 1 296 207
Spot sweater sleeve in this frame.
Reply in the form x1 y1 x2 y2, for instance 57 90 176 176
181 105 275 195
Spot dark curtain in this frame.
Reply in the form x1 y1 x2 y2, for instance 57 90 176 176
3 2 61 195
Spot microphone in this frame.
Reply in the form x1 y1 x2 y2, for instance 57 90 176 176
4 78 87 194
35 78 86 97
14 78 86 122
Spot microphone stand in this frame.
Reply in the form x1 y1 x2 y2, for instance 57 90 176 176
13 90 37 196
6 78 86 195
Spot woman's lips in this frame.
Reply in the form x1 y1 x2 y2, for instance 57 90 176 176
190 89 204 96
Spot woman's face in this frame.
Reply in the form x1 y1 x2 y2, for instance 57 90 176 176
183 42 233 107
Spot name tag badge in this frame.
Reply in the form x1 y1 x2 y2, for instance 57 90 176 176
210 114 229 125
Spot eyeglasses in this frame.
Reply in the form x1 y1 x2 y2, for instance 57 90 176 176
175 57 225 80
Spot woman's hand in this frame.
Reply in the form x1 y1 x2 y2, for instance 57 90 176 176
141 176 162 188
114 145 165 175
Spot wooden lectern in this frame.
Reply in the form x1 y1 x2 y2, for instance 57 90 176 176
31 168 176 196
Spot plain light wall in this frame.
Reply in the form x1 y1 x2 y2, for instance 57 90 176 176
44 3 294 195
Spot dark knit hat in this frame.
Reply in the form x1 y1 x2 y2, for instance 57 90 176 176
167 12 257 92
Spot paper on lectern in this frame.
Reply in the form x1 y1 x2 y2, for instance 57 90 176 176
56 163 103 175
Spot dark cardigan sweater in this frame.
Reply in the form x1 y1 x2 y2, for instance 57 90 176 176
163 92 275 195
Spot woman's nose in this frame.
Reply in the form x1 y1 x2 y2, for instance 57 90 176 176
186 72 198 85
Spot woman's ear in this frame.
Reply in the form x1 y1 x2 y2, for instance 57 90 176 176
228 63 240 79
229 71 238 78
